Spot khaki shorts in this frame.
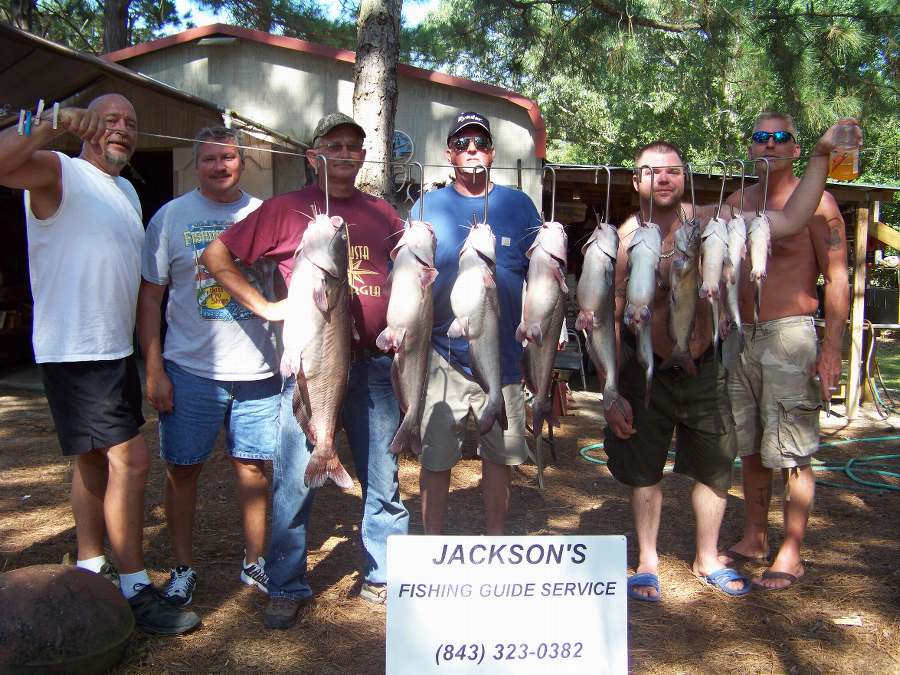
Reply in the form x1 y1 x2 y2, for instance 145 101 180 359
420 349 529 471
727 316 822 469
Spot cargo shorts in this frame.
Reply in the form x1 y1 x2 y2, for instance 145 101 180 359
420 349 529 471
727 315 822 469
604 343 737 492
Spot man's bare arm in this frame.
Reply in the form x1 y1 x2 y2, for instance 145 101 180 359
809 193 850 399
136 280 174 413
763 119 861 238
199 238 286 322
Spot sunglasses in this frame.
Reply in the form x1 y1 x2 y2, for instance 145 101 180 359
449 136 492 152
751 130 795 144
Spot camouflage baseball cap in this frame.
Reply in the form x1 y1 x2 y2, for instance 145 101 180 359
311 112 366 144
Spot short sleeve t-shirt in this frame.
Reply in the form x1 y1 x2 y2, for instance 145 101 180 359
412 183 541 385
142 189 278 380
218 185 402 351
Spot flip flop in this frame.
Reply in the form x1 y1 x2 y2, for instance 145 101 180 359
627 572 661 602
720 548 771 566
751 570 801 591
697 567 751 597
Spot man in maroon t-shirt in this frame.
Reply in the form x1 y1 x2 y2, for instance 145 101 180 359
201 113 408 629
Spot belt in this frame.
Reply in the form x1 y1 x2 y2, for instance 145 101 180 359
350 345 383 362
622 329 717 371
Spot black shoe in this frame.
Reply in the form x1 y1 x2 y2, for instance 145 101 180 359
264 596 307 630
99 562 120 589
128 583 202 635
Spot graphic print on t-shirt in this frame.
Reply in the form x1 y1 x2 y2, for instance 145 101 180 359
186 221 274 320
347 227 383 298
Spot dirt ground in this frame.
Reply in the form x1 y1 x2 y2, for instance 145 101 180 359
1 376 899 674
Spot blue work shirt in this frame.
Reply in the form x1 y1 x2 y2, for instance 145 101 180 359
412 183 541 385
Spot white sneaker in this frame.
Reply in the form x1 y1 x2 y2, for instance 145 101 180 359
163 565 197 606
240 556 269 594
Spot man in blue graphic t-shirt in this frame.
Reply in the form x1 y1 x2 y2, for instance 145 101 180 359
412 111 541 535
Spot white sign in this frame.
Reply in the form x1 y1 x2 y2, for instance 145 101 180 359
386 535 627 675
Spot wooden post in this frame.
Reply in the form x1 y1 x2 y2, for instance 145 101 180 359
845 200 872 418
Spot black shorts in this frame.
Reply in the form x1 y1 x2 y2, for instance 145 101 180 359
39 356 145 456
604 345 736 491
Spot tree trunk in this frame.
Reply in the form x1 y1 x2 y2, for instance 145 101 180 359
9 0 37 31
103 0 131 52
352 0 402 205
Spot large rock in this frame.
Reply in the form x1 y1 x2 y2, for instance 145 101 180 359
0 564 134 674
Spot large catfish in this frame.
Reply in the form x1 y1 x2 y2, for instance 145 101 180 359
661 220 700 374
449 220 507 435
747 212 771 323
575 219 619 409
723 209 747 338
376 220 438 455
624 223 661 407
699 216 729 356
280 212 353 490
518 221 568 489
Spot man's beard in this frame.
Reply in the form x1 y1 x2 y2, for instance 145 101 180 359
104 147 129 168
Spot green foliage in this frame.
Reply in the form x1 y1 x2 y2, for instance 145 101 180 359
1 0 186 53
402 0 899 182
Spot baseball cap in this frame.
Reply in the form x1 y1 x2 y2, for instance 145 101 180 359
447 111 492 142
312 112 366 144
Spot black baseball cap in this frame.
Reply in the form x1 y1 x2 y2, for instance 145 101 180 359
312 112 366 144
447 111 492 143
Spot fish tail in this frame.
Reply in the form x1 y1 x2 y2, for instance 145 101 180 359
478 390 508 434
532 401 547 490
304 444 354 490
389 417 422 456
754 278 762 324
710 297 720 361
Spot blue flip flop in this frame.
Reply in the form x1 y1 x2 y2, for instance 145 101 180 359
627 572 661 602
698 567 751 597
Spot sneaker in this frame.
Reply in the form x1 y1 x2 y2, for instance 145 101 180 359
359 582 387 605
263 596 305 630
99 562 120 589
128 583 201 635
240 556 269 594
163 565 198 606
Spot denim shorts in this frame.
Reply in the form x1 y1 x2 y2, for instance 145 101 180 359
159 360 280 465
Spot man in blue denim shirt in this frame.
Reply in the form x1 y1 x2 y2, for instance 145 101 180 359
201 113 409 629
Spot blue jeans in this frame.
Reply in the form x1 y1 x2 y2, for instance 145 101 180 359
159 361 279 465
267 354 408 599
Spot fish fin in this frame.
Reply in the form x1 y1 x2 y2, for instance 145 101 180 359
754 279 762 324
574 310 594 332
525 324 543 346
481 268 496 289
515 321 526 343
390 418 422 456
313 278 328 313
448 318 467 339
723 257 735 285
291 372 316 444
376 326 405 353
304 446 354 490
553 265 569 294
280 351 300 379
351 318 361 342
420 267 438 288
477 390 507 434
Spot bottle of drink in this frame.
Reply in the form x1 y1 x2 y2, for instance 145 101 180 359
829 124 860 181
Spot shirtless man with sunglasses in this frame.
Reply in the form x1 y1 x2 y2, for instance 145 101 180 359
718 111 853 590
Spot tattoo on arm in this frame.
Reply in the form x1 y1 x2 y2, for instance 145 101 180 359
827 226 843 250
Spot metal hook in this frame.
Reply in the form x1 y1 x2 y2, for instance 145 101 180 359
412 161 425 221
314 153 329 216
730 159 746 214
638 164 654 224
713 160 728 220
754 157 771 216
600 165 612 224
542 165 557 222
469 163 491 222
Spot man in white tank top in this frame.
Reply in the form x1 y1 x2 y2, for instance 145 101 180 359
0 94 199 635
